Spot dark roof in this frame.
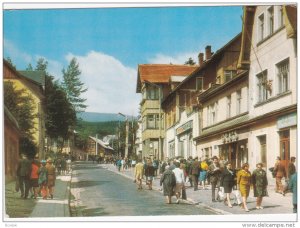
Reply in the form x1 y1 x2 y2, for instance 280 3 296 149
18 70 46 87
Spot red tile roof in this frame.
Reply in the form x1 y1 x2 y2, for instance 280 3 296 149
136 64 198 92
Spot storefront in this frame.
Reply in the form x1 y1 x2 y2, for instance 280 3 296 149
176 120 193 158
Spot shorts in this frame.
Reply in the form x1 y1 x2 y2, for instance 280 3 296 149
146 176 154 181
175 183 184 193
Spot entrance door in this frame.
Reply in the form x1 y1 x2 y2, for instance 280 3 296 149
280 130 290 172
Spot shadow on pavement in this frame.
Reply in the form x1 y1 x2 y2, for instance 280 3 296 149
71 180 111 188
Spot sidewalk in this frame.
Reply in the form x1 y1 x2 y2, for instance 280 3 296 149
5 173 71 218
103 164 294 215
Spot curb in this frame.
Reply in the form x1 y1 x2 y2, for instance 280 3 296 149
103 164 230 215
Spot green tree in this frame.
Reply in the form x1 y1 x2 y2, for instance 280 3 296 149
184 57 196 65
4 81 36 140
62 58 87 113
35 58 48 72
26 63 33 70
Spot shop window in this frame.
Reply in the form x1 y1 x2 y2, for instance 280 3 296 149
277 59 290 94
258 135 267 168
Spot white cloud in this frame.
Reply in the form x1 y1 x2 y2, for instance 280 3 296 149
65 51 140 116
148 52 200 65
4 39 33 66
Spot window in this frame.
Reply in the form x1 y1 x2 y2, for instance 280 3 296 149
258 14 264 41
224 70 237 82
146 86 159 100
257 70 268 103
279 6 284 28
168 141 175 158
209 101 218 125
196 77 204 91
142 116 147 131
146 114 161 129
226 95 231 118
268 7 274 35
277 59 290 94
236 90 242 115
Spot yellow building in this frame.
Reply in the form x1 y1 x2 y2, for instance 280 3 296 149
3 59 46 159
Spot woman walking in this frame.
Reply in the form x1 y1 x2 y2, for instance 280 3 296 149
145 158 155 190
199 159 209 190
252 163 268 210
220 162 235 208
46 159 56 199
30 159 40 199
160 165 176 204
237 163 251 212
38 160 48 200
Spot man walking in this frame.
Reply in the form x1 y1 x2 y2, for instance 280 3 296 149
208 156 222 202
191 156 200 191
16 154 32 199
134 159 144 190
172 162 185 204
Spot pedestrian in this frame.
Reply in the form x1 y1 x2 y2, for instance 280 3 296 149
55 157 62 175
66 157 72 174
252 163 268 210
191 156 200 191
173 162 185 204
208 156 222 202
134 159 144 190
131 159 136 169
153 157 159 176
117 158 122 172
237 163 251 212
288 172 297 213
30 158 40 199
160 165 176 204
16 154 32 199
38 160 48 200
180 161 187 200
46 159 56 199
61 157 67 175
274 157 287 195
199 159 209 190
185 156 193 187
160 158 168 175
144 158 155 190
220 162 235 208
288 157 296 179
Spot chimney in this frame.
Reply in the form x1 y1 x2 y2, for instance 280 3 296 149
198 53 204 66
205 45 212 60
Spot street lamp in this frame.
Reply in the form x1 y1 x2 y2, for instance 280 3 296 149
118 112 129 158
144 80 163 161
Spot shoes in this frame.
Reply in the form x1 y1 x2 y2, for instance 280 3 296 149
228 205 233 208
259 206 264 209
245 209 250 212
256 206 260 210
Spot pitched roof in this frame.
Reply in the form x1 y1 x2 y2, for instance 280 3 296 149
89 136 114 150
18 70 46 87
136 64 198 92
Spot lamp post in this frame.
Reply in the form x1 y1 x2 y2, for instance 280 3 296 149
118 112 129 158
144 80 163 161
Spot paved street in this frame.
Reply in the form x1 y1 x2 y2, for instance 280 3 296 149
70 161 216 216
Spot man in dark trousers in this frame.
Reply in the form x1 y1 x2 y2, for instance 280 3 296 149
208 156 222 202
191 156 200 191
16 154 32 199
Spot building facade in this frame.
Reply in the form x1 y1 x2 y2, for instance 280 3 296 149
136 64 198 160
87 136 114 158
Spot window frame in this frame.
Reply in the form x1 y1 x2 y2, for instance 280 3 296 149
258 13 265 42
267 6 274 36
276 58 290 95
256 70 268 103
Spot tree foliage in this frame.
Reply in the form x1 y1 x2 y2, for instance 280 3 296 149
4 81 36 140
184 57 196 65
62 58 87 113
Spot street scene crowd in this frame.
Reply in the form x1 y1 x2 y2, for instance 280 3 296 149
114 155 297 213
15 154 72 200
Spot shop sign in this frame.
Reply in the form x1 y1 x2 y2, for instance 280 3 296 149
176 120 193 135
277 112 297 129
221 131 238 144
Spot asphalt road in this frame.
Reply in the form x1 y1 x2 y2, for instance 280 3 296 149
70 162 217 217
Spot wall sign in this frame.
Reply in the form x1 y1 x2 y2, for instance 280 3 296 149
277 112 297 129
176 120 193 135
221 131 238 144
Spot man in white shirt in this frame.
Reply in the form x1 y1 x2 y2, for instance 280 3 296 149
172 162 185 204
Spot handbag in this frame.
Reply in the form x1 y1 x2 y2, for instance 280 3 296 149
15 177 20 192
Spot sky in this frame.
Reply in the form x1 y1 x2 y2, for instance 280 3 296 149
3 4 243 116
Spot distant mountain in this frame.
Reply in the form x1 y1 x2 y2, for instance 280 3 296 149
77 112 137 122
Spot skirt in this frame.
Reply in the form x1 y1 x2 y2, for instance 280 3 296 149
239 184 250 197
199 171 207 182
